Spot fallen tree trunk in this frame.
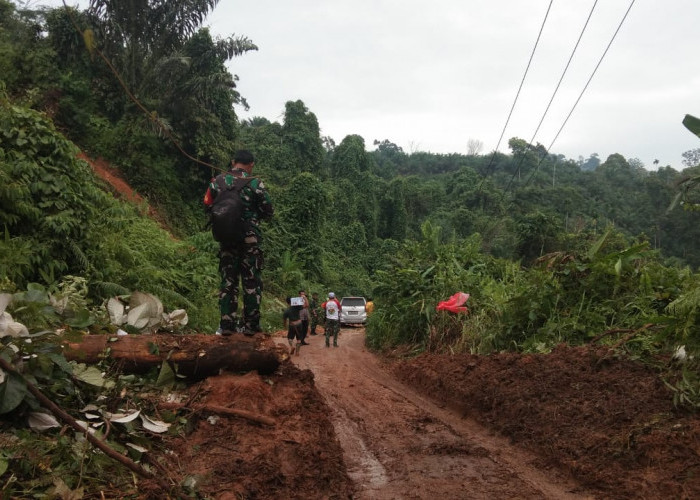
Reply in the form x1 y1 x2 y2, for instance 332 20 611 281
62 333 288 379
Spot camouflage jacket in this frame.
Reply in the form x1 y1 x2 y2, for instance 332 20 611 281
203 168 274 240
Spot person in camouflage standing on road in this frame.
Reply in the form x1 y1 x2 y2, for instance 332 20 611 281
309 292 322 335
203 150 273 335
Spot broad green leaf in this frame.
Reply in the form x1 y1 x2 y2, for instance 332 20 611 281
155 361 175 387
71 363 115 389
615 243 650 259
0 371 28 414
24 284 48 303
35 353 54 377
48 352 74 375
682 114 700 138
66 309 94 328
614 258 622 276
586 229 610 260
0 458 8 477
83 29 96 58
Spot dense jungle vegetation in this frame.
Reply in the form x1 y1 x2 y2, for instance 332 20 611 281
1 0 700 495
2 0 700 347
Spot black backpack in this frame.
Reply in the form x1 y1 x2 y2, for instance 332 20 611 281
210 175 254 245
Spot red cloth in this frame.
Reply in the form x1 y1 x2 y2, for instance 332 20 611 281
203 186 214 206
436 292 469 313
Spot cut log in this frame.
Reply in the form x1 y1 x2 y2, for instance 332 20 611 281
62 333 288 379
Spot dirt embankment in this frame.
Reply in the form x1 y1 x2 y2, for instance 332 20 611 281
392 344 700 499
143 361 354 499
80 153 174 233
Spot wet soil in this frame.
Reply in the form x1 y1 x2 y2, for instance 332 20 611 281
285 328 589 499
391 343 700 499
146 327 698 499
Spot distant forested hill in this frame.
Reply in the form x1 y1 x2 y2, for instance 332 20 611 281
2 0 700 335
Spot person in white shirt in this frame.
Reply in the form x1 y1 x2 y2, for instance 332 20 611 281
321 292 341 347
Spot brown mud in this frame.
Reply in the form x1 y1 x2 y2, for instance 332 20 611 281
143 327 698 499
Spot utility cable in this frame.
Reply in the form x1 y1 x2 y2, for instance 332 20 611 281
531 0 599 149
481 0 554 179
503 0 599 195
525 0 636 187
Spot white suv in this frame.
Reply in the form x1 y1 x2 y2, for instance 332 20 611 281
339 297 367 325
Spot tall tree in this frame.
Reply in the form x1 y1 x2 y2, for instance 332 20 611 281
155 28 256 168
682 148 700 168
330 134 370 178
87 0 220 92
274 172 327 277
378 178 407 240
329 135 377 240
281 100 324 175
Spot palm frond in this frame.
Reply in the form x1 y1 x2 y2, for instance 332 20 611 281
68 240 90 271
216 35 258 60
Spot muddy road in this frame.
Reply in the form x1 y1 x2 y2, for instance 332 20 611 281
152 326 696 499
282 327 590 499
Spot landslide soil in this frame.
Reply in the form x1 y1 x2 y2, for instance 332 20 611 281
144 327 698 499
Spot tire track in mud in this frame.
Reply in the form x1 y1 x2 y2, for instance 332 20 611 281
282 328 593 499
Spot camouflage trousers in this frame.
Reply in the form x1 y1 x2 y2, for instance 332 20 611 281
324 319 340 347
310 310 324 334
219 243 264 332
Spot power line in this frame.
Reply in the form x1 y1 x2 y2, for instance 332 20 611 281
529 0 600 150
525 0 636 187
503 0 599 194
482 0 554 177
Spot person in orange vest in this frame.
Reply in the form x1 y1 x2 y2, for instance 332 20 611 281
365 297 375 316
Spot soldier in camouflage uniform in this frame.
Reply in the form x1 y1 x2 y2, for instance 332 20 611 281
309 292 323 335
203 150 273 335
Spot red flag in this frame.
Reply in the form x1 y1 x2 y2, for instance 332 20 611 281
436 292 469 313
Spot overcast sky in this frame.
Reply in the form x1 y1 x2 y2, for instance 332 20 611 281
44 0 700 170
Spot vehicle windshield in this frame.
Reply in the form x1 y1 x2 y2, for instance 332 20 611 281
341 298 365 307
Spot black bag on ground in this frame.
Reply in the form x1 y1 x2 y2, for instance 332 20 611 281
210 175 254 245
